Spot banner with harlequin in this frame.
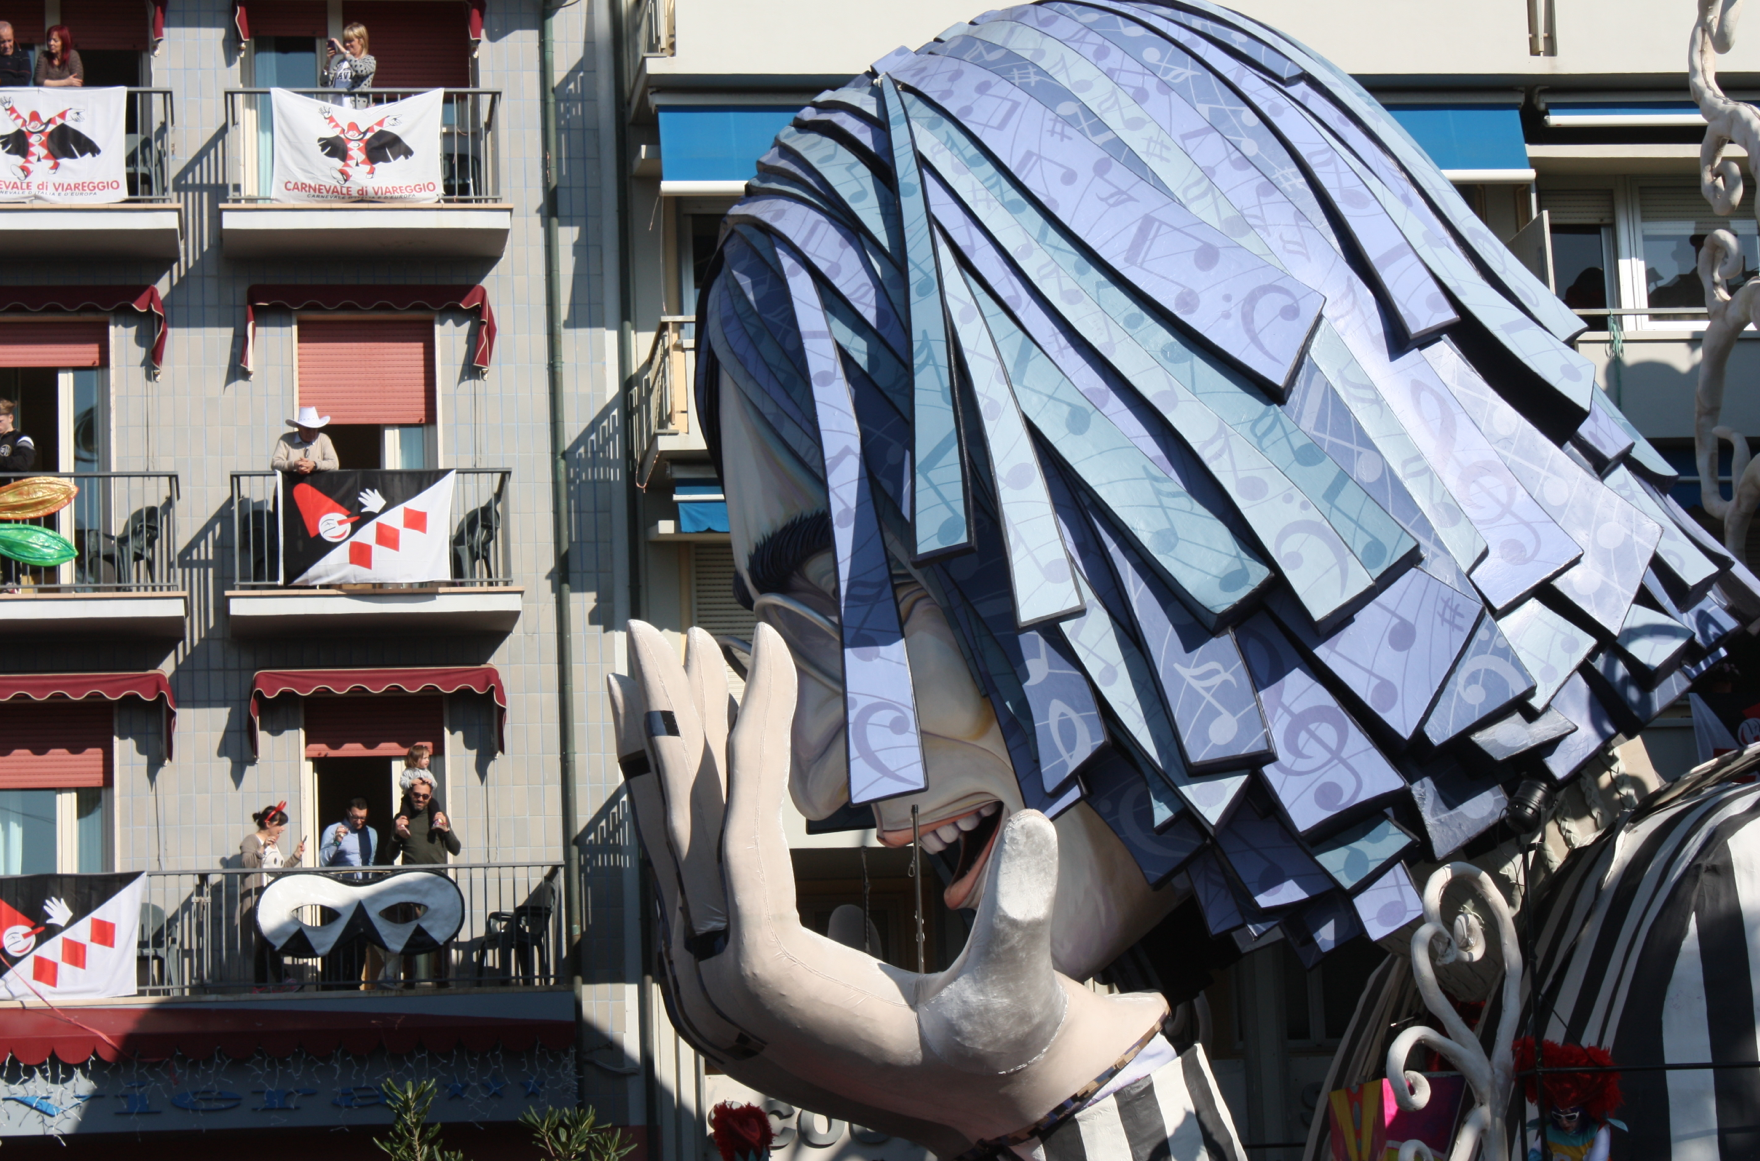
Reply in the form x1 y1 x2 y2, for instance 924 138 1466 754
0 873 143 1001
281 470 454 586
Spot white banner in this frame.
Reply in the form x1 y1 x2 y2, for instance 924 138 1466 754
270 87 444 202
0 873 144 1002
0 87 127 203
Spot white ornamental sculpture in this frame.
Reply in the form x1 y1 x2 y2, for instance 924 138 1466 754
1692 0 1760 560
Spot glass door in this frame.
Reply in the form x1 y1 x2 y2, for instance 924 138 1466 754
252 37 320 197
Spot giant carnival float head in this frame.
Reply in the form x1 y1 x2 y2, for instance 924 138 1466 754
690 0 1753 979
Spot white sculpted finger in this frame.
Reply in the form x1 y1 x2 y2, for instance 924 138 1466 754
920 810 1067 1073
628 619 728 941
681 627 730 931
608 672 684 926
722 621 805 939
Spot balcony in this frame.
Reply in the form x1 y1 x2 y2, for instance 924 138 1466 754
0 89 181 260
226 468 521 637
0 472 185 638
631 316 705 489
218 89 510 259
135 862 565 998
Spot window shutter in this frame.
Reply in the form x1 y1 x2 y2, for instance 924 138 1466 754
62 0 150 51
246 2 328 39
297 317 435 424
304 695 444 758
0 321 107 368
341 1 470 88
0 703 113 788
692 544 757 693
0 7 45 43
1639 185 1757 233
1539 189 1614 226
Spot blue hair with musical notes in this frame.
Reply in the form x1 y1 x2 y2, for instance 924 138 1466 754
694 0 1751 959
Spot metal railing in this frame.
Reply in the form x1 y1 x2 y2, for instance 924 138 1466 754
137 862 564 996
631 316 696 487
0 471 179 591
0 88 177 200
229 469 512 588
222 88 502 202
625 0 677 85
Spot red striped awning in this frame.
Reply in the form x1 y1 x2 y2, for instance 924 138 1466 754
0 287 167 371
0 1005 570 1065
241 285 495 375
249 667 506 758
0 672 175 761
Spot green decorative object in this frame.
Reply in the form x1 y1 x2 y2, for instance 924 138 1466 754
0 524 77 567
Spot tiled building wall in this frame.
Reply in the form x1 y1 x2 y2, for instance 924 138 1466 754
1 0 642 1123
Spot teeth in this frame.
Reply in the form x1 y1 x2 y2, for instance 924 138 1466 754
935 823 962 844
919 830 948 854
956 813 982 831
980 803 1000 817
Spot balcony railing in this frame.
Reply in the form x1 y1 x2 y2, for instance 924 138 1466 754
631 315 697 486
229 469 511 588
222 88 501 203
0 471 180 591
625 0 677 87
137 862 564 996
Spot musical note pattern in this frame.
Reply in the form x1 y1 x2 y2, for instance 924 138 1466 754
694 1 1756 960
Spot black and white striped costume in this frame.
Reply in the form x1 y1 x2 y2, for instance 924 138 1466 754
990 1037 1247 1161
1518 778 1760 1159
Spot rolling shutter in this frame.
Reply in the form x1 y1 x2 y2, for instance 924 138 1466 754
0 7 44 43
246 2 328 39
1539 189 1615 226
692 544 757 693
62 0 150 51
0 321 107 368
304 695 444 758
297 317 434 424
341 1 470 88
0 703 113 788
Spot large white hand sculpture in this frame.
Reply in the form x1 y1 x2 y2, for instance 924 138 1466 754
610 621 1169 1156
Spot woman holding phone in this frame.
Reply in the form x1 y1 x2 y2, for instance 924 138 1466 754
324 22 375 107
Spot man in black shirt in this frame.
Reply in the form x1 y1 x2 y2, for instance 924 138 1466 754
0 400 36 472
0 25 31 87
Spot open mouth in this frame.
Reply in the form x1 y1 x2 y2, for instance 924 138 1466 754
880 803 1004 911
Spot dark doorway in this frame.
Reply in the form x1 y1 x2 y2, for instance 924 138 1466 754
4 368 60 471
81 49 142 87
324 424 382 470
312 755 391 863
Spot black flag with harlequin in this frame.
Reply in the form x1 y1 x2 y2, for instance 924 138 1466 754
0 872 143 1000
281 470 455 586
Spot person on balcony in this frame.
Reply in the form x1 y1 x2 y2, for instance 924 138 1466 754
384 753 459 866
239 802 306 987
0 24 32 87
320 797 377 868
271 406 339 474
32 25 80 88
324 22 375 108
0 401 36 472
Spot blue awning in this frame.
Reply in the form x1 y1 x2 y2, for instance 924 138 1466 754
1543 99 1703 128
676 482 730 534
657 107 800 183
1384 104 1531 179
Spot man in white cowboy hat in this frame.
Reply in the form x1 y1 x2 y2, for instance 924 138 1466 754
271 405 340 474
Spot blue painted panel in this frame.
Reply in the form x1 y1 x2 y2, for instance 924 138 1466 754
1309 815 1415 892
1408 754 1507 859
1084 747 1206 887
1353 862 1424 941
1421 612 1536 746
1469 706 1577 762
659 106 800 182
1212 796 1333 911
677 501 729 534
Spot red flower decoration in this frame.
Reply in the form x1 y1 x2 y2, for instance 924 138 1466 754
1513 1037 1623 1122
709 1101 774 1161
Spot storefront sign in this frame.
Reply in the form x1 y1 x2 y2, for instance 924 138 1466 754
270 88 443 202
0 87 126 203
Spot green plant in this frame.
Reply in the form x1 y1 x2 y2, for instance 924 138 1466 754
375 1079 468 1161
520 1105 635 1161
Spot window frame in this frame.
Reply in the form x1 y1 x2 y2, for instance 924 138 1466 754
291 309 444 469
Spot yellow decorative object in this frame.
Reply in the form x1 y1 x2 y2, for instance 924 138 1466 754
0 477 78 521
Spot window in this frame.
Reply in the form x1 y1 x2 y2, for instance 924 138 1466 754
1638 184 1759 314
296 315 437 470
61 0 150 85
1541 188 1614 328
341 2 473 89
0 703 113 874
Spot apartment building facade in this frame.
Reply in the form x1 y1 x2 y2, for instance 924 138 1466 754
0 1 641 1156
